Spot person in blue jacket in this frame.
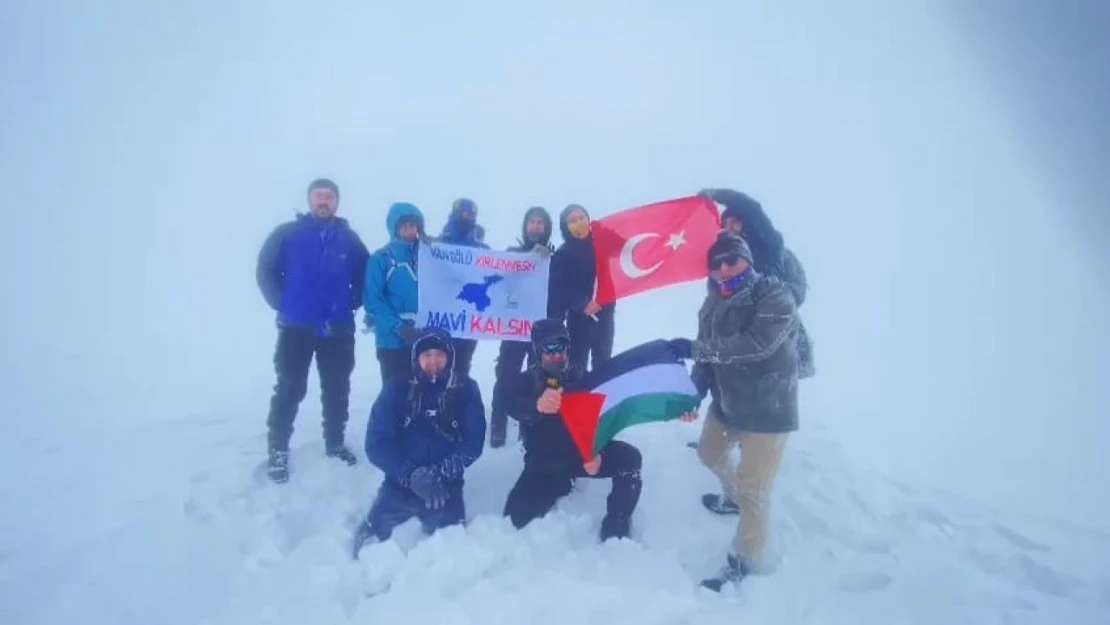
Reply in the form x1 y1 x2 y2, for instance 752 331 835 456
434 197 490 380
363 201 426 385
255 178 369 483
351 327 487 559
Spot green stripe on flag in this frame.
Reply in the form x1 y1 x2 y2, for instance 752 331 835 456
592 392 700 455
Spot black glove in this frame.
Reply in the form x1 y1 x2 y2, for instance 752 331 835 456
665 338 693 360
408 466 449 509
396 324 420 344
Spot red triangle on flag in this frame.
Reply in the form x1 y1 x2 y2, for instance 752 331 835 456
560 391 607 462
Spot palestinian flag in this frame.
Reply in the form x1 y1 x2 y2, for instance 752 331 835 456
560 339 699 461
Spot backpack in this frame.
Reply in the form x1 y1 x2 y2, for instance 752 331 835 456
364 246 417 332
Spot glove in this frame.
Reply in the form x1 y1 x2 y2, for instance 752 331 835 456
665 338 693 360
532 243 553 258
407 466 449 509
396 324 420 344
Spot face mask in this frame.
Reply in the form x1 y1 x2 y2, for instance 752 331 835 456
567 220 590 238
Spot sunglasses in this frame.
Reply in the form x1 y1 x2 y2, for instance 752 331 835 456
710 252 743 269
540 340 568 355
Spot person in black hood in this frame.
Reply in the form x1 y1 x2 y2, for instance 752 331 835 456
490 206 555 448
547 204 616 373
501 318 642 541
700 189 814 380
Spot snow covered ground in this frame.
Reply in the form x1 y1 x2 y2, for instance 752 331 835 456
3 338 1108 625
4 1 1110 624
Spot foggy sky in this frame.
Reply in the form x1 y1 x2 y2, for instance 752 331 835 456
1 0 1107 531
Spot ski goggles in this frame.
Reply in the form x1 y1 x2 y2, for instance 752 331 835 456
539 339 569 355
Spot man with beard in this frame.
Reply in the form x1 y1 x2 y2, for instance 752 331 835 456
436 197 490 380
255 178 370 483
501 318 642 542
363 201 426 385
547 204 615 373
489 206 555 448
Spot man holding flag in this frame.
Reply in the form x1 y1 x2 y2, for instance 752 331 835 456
501 319 644 541
502 318 702 542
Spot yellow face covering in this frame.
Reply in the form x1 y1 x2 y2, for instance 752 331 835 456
566 213 590 238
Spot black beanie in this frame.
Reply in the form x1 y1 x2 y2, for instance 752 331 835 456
707 232 754 270
307 178 339 200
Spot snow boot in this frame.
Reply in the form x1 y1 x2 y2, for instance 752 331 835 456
599 514 632 542
326 443 358 466
700 553 750 592
702 493 740 515
267 449 290 483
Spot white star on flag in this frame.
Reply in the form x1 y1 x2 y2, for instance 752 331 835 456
667 231 687 251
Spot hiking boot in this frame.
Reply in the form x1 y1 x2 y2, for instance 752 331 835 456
267 450 290 483
702 493 739 515
325 444 357 466
700 553 750 592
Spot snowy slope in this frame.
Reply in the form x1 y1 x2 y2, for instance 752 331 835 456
3 340 1108 625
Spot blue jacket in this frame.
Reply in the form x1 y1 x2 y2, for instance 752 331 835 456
256 213 369 336
365 376 487 488
363 203 425 350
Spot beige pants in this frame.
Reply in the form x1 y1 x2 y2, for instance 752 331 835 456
697 410 788 571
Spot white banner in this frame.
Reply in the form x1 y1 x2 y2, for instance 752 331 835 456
417 242 550 342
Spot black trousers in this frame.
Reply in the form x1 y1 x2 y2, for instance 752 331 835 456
376 347 410 385
451 338 478 380
566 307 615 373
503 440 643 529
490 340 536 439
265 328 356 452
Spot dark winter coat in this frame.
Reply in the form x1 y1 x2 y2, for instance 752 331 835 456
256 213 370 337
547 210 612 320
691 269 801 433
365 376 487 488
506 363 588 473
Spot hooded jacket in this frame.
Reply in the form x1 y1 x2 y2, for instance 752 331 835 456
363 202 425 350
507 206 554 253
365 328 486 487
547 205 612 319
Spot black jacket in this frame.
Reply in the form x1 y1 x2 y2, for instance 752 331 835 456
506 362 587 472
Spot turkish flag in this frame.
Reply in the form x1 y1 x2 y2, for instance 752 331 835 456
591 195 721 305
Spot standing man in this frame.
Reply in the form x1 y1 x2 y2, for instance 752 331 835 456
256 178 369 483
490 206 554 448
690 231 801 591
363 201 426 384
435 197 490 380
